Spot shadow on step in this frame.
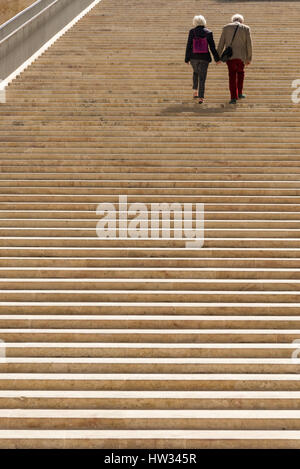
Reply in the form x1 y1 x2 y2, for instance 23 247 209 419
159 104 232 116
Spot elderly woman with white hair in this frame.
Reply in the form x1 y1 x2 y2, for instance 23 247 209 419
185 15 220 104
217 14 253 104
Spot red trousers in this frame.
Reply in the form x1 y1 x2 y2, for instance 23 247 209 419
227 58 245 100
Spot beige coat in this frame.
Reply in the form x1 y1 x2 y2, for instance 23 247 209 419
217 22 252 63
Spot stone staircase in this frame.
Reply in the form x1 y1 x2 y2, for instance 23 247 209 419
0 0 300 448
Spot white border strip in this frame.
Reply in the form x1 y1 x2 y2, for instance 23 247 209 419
0 0 102 92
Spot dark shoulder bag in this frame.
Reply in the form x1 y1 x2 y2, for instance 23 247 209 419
220 24 239 62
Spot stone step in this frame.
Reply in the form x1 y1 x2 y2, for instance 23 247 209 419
0 302 299 316
3 212 300 221
3 188 300 196
0 328 298 343
0 122 299 132
0 357 299 373
18 222 291 230
0 342 299 358
0 409 300 430
1 124 300 132
0 202 300 211
2 149 300 156
2 197 300 205
2 173 300 181
0 373 298 390
4 247 300 258
2 138 300 146
1 180 300 189
3 290 300 302
0 314 299 328
3 279 300 292
1 132 300 140
1 267 300 279
0 390 297 410
1 257 300 269
1 429 300 449
0 229 299 239
3 240 300 249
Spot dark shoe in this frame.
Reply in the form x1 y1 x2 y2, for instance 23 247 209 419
238 94 246 99
229 99 237 104
198 98 204 104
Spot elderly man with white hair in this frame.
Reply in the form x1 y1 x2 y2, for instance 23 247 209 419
217 14 252 104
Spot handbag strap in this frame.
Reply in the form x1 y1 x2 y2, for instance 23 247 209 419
229 24 239 46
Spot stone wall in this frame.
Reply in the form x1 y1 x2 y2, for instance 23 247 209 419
0 1 34 25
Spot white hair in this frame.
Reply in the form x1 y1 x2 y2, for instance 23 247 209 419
193 15 207 27
231 14 244 23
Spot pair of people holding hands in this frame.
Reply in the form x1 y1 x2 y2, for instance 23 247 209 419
185 13 252 104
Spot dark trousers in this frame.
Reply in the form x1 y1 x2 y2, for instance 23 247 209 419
227 58 245 99
190 59 209 98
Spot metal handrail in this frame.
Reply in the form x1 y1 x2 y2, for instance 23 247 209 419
0 0 42 32
0 0 54 40
0 0 97 81
0 0 59 46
